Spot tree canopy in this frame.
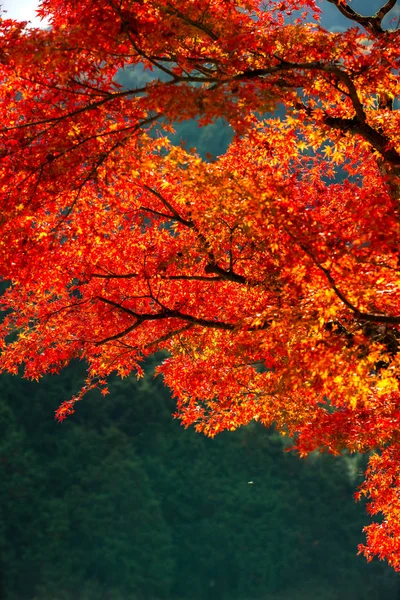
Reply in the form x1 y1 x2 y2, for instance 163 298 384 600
1 0 400 569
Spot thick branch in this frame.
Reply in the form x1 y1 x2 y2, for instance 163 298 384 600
97 296 239 331
204 263 247 284
96 297 269 342
326 0 397 35
239 59 400 169
323 116 400 166
239 60 367 123
376 0 398 22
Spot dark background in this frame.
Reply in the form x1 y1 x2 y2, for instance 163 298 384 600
1 354 400 600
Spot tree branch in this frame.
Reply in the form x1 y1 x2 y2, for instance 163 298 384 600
239 59 400 167
96 296 269 337
164 3 219 41
0 88 148 132
326 0 397 35
92 271 223 281
240 60 367 124
95 320 144 344
322 116 400 165
97 296 238 330
142 185 194 228
376 0 398 23
294 239 400 325
204 263 247 284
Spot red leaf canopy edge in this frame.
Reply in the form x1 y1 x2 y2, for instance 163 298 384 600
0 0 400 568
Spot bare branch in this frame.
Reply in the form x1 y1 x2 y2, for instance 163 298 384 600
326 0 397 35
376 0 398 22
96 296 269 333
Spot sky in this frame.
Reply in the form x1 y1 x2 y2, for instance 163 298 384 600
1 0 48 27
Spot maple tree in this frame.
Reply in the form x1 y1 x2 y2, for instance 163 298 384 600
0 0 400 568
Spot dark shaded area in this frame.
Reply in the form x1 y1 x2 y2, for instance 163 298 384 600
1 356 399 600
117 66 234 160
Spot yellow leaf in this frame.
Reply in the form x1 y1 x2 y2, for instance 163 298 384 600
323 145 332 157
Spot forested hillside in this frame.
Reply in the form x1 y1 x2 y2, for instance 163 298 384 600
1 355 399 600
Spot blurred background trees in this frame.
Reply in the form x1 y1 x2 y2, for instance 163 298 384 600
1 353 399 600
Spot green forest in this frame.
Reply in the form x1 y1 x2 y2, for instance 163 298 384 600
1 355 400 600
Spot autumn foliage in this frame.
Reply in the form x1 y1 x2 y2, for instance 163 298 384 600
0 0 400 568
